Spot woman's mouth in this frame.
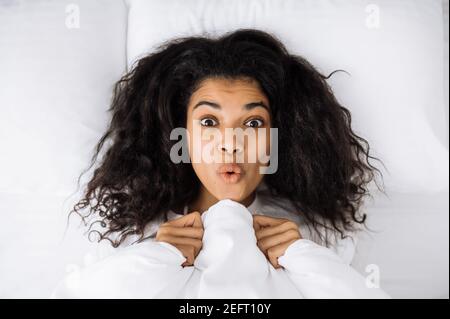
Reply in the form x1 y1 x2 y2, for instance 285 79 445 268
217 163 244 184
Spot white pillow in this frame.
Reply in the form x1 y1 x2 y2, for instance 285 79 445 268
444 0 449 147
126 0 449 193
0 0 127 196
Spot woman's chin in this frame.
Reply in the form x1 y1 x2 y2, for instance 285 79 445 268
215 190 246 203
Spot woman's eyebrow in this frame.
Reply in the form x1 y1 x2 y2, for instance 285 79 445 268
193 100 269 112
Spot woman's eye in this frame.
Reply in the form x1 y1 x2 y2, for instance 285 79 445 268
200 118 218 127
245 119 264 128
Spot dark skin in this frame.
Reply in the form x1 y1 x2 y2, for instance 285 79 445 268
156 211 204 267
252 214 302 269
186 77 271 213
156 77 302 268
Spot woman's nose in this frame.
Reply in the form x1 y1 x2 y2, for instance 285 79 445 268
217 139 244 155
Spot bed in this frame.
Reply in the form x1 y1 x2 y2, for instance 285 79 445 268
0 0 448 298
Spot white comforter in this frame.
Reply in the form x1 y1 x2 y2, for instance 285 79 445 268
51 199 390 298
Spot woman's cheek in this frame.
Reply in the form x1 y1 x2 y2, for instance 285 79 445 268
201 127 222 163
188 125 215 164
256 128 271 167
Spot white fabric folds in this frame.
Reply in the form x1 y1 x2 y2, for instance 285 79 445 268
51 199 390 298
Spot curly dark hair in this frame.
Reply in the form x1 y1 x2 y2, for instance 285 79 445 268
69 28 386 248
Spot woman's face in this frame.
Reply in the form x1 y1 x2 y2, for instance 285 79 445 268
186 77 272 203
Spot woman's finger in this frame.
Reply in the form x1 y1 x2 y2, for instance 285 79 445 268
176 243 195 267
189 211 203 228
257 229 301 254
158 225 204 239
267 238 299 269
253 214 287 230
157 235 203 257
255 220 298 241
164 211 202 228
253 217 262 232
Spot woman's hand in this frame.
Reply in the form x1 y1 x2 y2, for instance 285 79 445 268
253 214 302 269
156 211 204 267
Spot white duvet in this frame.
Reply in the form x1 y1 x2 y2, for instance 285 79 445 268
51 199 390 299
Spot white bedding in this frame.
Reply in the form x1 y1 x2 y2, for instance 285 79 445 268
0 0 448 299
50 199 390 299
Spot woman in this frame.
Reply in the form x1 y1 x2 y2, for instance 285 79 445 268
53 29 388 298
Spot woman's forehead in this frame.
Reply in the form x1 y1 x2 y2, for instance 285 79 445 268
190 77 269 105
